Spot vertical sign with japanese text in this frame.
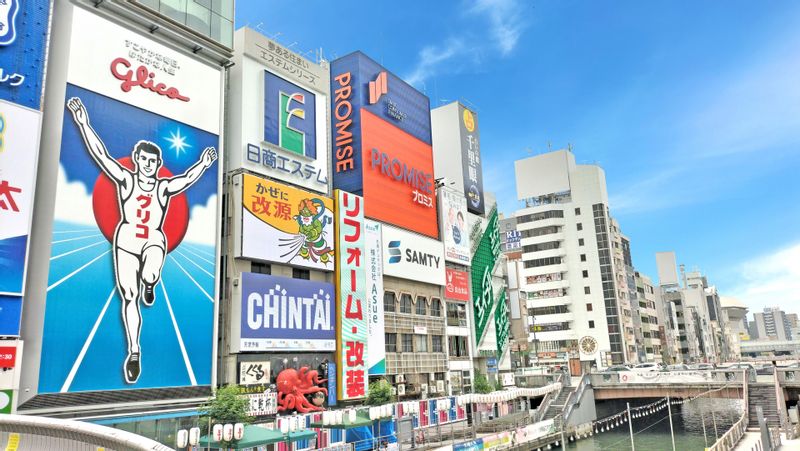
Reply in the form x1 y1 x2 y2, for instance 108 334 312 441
334 190 368 400
471 210 500 343
459 105 484 215
364 220 385 375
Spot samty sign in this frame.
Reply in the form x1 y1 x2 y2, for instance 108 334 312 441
240 273 335 352
381 224 445 286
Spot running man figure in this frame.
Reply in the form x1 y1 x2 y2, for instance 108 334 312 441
67 97 217 384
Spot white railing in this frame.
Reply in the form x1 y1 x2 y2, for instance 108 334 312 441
706 370 748 451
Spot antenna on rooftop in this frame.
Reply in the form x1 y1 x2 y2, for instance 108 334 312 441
567 143 573 152
547 141 552 151
255 22 265 33
270 31 282 41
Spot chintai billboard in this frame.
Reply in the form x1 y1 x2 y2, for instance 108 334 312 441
330 52 438 238
37 8 221 394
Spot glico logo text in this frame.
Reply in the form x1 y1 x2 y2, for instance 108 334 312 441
369 148 433 200
110 57 190 102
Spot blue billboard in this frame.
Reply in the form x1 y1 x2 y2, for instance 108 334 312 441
0 0 52 110
240 272 336 352
39 84 219 393
330 52 432 195
0 295 21 336
263 70 317 159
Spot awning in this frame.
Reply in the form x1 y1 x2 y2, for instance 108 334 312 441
199 425 316 449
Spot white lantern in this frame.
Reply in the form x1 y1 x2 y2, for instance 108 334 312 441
289 417 298 432
189 427 200 446
337 410 344 425
176 429 188 448
279 419 289 434
213 424 224 441
349 408 357 423
384 404 392 417
234 423 244 441
223 423 234 442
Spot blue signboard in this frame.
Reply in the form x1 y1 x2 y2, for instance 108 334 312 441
330 52 432 195
263 70 317 159
327 361 337 406
240 272 336 351
0 0 51 110
454 439 484 451
0 295 21 336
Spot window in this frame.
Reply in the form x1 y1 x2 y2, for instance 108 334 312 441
578 238 585 246
577 223 583 231
575 207 581 215
416 296 427 315
431 298 442 317
432 335 443 353
518 210 564 223
447 302 467 326
589 320 595 329
448 336 469 357
400 293 413 314
582 270 589 278
251 262 271 274
523 256 563 268
586 303 593 312
292 268 310 280
580 254 587 262
414 335 428 352
385 333 397 352
401 334 413 352
529 305 569 316
523 241 561 253
584 286 591 294
384 292 396 313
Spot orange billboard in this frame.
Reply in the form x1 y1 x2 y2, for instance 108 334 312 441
360 109 438 238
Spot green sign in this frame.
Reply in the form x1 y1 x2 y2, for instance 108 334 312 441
471 209 500 343
0 389 12 414
495 291 510 357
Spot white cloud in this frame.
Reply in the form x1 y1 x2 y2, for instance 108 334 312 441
182 194 218 246
54 164 96 225
405 39 466 87
469 0 525 56
727 242 800 313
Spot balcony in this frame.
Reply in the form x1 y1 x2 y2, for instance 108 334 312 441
522 263 568 278
519 231 566 247
522 247 566 262
528 313 572 325
522 277 569 292
385 352 449 375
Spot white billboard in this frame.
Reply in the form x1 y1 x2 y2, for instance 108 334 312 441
438 186 470 266
0 101 41 296
382 224 445 286
365 220 385 375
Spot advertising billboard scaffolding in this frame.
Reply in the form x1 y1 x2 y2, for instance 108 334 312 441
38 7 221 394
330 52 438 238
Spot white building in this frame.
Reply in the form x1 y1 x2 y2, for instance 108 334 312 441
720 296 749 359
513 150 624 369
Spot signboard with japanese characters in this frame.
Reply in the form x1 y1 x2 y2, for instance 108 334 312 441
445 269 470 302
472 210 501 343
364 220 385 375
239 174 335 271
239 361 271 385
334 190 368 400
0 0 52 110
381 224 445 286
231 28 330 193
245 392 278 416
459 105 484 215
438 186 470 265
0 101 41 299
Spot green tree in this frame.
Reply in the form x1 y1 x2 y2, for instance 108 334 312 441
199 385 252 447
473 373 493 394
365 379 395 405
494 378 503 391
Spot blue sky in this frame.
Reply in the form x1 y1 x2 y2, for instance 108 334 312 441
235 1 800 314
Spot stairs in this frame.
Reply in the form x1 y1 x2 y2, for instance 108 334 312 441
542 387 573 420
748 384 782 429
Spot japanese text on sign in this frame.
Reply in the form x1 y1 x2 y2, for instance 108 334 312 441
246 143 328 186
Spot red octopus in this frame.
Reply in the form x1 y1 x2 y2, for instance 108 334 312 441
276 366 328 413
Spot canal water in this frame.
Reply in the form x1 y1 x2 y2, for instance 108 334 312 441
564 398 743 451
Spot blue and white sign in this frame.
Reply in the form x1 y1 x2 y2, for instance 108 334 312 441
240 272 335 351
0 0 51 110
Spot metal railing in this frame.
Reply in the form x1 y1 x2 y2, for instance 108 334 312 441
706 370 748 451
532 373 563 423
562 374 591 425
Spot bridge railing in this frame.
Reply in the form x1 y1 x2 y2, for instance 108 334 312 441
706 370 748 451
531 372 563 423
589 369 748 387
562 374 590 425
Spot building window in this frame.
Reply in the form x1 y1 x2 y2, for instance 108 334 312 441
251 262 271 274
385 333 397 352
431 298 442 317
292 268 310 280
579 238 585 246
401 334 413 352
447 302 467 327
432 335 443 353
400 293 413 314
416 296 427 315
575 207 581 215
448 336 469 357
582 270 589 278
577 223 583 231
523 256 563 268
586 303 593 312
589 320 595 329
384 292 396 313
414 335 428 352
584 286 591 294
580 254 587 262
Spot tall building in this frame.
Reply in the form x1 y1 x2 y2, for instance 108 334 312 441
753 308 793 341
512 149 624 368
720 296 749 359
635 272 663 363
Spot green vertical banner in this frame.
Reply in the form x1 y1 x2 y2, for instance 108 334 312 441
334 190 368 400
471 209 500 343
495 291 510 357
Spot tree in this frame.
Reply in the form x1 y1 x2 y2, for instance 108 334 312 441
199 385 252 447
473 373 493 394
365 379 395 405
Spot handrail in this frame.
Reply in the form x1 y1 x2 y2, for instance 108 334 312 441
532 373 563 423
562 374 590 424
706 370 748 451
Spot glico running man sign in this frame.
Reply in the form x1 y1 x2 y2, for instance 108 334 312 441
38 8 221 394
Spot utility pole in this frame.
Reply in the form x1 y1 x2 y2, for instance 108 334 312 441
627 402 636 451
667 397 676 451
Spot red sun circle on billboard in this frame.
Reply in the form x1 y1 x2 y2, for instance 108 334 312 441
92 157 189 253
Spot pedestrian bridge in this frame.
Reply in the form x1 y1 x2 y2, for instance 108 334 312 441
589 370 748 400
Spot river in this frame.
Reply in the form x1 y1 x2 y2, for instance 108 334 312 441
563 398 743 451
